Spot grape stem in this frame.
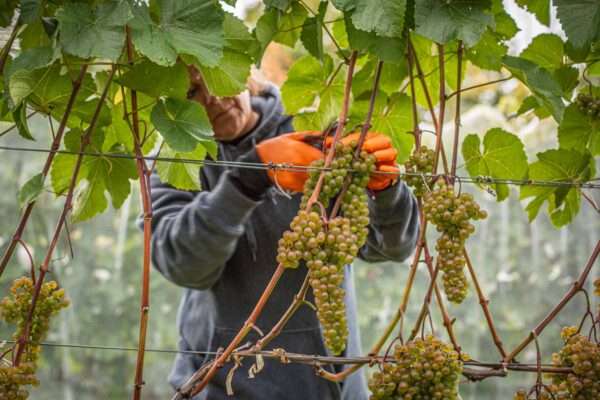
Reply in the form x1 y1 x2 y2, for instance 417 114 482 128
0 65 89 278
0 19 21 75
450 41 463 182
13 66 116 366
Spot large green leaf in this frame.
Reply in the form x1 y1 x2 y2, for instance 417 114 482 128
461 128 528 201
117 60 189 99
57 1 132 62
257 3 308 49
520 149 594 226
501 56 565 122
129 0 225 67
410 35 440 108
519 34 564 72
0 0 17 27
71 151 138 222
8 66 71 111
20 0 42 24
558 103 600 155
18 173 45 211
192 14 254 97
157 143 206 190
414 0 494 47
150 97 213 152
491 0 519 39
554 0 600 49
465 30 507 71
352 58 408 97
335 0 406 38
516 0 550 26
349 94 415 163
344 13 406 64
264 0 293 11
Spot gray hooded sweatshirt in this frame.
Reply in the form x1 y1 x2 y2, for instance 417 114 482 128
142 85 420 399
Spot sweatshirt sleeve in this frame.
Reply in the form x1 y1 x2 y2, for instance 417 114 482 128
142 155 271 290
358 180 420 263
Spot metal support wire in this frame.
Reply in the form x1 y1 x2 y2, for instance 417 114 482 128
0 340 573 373
0 145 598 190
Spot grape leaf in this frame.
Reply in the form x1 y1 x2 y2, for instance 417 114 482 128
465 30 507 72
520 34 564 72
150 97 213 152
157 142 206 190
414 0 494 47
352 58 408 97
0 0 17 27
11 103 35 140
4 46 56 93
18 173 45 211
335 0 406 38
264 0 292 11
553 66 579 98
491 0 518 39
410 35 440 108
20 0 42 24
516 0 550 26
558 103 600 156
129 0 225 67
501 56 565 122
554 0 600 49
72 147 138 222
461 128 528 201
349 94 415 163
281 54 331 114
344 13 406 63
9 66 71 111
301 1 327 62
254 4 307 61
192 14 254 97
57 1 132 62
117 60 188 99
520 149 594 226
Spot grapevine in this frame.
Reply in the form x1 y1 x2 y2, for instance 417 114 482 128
422 179 487 304
278 139 375 355
0 277 70 399
368 335 464 399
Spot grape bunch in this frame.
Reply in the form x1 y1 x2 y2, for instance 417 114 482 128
0 277 70 399
368 335 464 399
543 326 600 399
574 93 600 120
402 146 436 198
276 139 375 355
422 179 487 304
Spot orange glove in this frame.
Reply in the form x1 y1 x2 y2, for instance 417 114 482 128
327 132 399 191
255 132 323 192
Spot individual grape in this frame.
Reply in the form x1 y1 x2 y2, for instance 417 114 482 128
594 276 600 297
546 326 600 399
422 179 487 304
367 335 463 399
402 146 436 197
0 277 70 399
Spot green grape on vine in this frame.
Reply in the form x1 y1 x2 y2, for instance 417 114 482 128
0 277 70 399
422 179 487 304
276 138 375 355
368 335 464 399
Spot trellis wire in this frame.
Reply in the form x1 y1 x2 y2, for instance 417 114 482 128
0 145 598 190
0 340 573 371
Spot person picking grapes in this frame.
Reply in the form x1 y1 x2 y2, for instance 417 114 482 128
140 66 420 399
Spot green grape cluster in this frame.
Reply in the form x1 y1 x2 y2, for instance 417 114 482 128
422 179 487 304
368 335 464 399
0 277 70 399
276 139 375 355
402 146 436 197
546 326 600 399
575 93 600 120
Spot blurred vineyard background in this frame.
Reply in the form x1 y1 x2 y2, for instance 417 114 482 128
1 0 599 399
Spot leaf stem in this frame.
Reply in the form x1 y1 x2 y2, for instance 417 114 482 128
445 76 513 100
